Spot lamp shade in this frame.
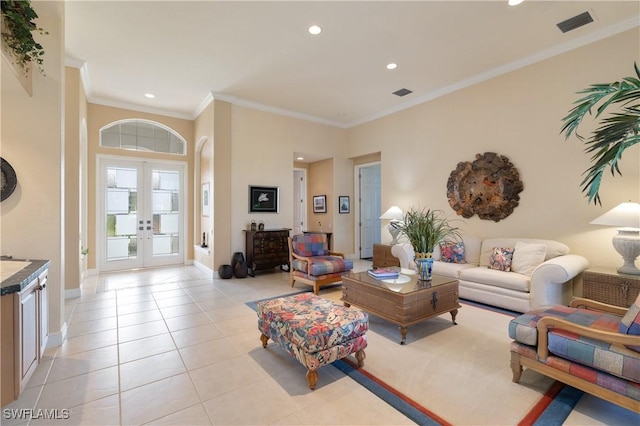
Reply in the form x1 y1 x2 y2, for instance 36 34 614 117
380 206 404 221
590 202 640 229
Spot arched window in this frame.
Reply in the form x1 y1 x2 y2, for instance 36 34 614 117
100 119 186 155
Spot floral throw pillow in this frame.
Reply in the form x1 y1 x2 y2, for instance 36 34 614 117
439 241 466 264
488 247 514 272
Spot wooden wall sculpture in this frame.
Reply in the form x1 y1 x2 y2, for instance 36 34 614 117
447 152 523 222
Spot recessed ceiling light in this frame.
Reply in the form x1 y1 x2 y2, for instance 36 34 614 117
508 0 524 6
297 156 304 161
386 63 397 70
144 93 155 99
308 25 322 35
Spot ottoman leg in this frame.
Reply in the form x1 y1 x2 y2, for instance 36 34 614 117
306 369 318 390
355 349 366 367
260 333 269 348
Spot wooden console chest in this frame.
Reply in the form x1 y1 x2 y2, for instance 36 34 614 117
582 267 640 308
372 244 400 268
243 228 291 276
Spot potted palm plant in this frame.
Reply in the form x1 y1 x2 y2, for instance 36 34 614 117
561 63 640 205
397 208 462 280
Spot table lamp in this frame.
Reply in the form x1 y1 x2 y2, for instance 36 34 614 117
380 206 404 245
590 202 640 275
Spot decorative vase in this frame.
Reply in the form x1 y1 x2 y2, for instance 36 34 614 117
415 257 434 281
258 221 264 231
250 221 257 231
231 252 245 270
234 261 249 278
218 264 233 279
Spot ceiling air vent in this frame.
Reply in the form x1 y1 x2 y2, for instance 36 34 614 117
557 11 594 33
392 88 412 97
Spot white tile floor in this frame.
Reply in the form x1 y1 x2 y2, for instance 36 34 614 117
4 262 637 425
4 260 415 426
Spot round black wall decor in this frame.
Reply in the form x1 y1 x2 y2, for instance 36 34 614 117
446 152 523 222
1 158 17 202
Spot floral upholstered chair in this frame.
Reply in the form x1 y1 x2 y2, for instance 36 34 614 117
288 234 353 295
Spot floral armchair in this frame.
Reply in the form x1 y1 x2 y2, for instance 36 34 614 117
288 234 353 295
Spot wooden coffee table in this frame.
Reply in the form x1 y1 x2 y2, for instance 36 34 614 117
341 271 460 344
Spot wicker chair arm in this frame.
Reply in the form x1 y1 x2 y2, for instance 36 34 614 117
328 251 345 258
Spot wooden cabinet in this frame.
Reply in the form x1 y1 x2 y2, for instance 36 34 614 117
244 229 291 276
1 263 48 406
582 268 640 308
18 278 39 393
373 244 400 268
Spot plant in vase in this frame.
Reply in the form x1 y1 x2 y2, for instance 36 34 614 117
397 208 462 280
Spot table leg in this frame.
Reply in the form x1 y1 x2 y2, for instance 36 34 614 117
450 309 458 325
399 326 408 345
343 302 351 308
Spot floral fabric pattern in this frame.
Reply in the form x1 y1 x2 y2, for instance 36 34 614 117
257 293 368 370
439 241 466 264
488 247 514 271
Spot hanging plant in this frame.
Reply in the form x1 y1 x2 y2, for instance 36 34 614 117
1 0 47 75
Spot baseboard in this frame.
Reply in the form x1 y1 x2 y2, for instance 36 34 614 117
47 321 67 348
65 287 81 300
193 260 215 277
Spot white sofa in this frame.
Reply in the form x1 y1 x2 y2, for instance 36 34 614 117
391 236 590 313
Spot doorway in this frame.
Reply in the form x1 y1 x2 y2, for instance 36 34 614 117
98 157 186 271
293 169 307 236
356 163 381 259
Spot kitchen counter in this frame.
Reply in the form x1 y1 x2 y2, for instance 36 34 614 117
0 259 50 296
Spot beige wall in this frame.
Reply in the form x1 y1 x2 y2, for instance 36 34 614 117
64 66 87 293
308 158 333 234
229 106 349 261
86 104 195 270
212 100 232 269
1 1 66 342
347 28 640 270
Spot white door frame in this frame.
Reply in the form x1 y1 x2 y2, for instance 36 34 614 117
293 168 307 236
354 161 381 259
97 155 187 272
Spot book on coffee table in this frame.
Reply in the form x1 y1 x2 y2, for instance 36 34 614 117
367 267 400 279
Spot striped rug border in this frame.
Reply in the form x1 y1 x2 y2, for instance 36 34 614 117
246 293 584 425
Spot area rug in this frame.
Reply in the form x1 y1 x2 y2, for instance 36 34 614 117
245 290 629 425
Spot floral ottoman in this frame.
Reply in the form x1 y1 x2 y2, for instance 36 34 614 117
257 292 368 389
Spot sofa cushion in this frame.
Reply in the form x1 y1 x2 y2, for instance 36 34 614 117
292 257 353 276
292 234 329 256
488 247 514 271
439 241 466 263
479 238 569 266
511 242 547 276
620 293 640 352
433 261 476 279
460 267 529 292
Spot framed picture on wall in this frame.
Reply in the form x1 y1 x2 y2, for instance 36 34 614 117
202 182 210 217
313 195 327 213
339 196 350 214
249 185 279 213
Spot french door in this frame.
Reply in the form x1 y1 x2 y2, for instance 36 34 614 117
99 157 185 271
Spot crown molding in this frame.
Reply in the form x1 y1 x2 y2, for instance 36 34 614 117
208 92 348 128
349 15 640 128
88 96 194 120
